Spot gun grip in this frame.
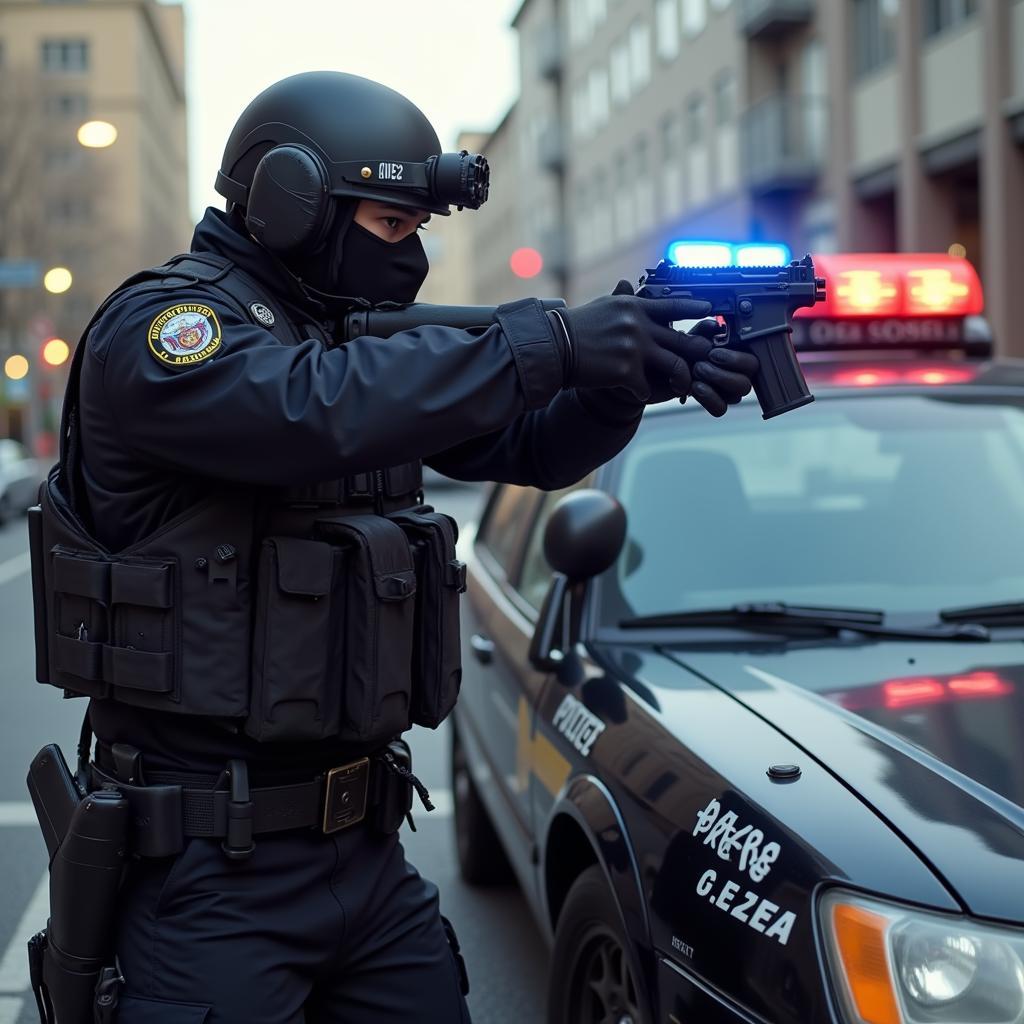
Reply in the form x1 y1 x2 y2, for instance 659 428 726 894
746 329 814 420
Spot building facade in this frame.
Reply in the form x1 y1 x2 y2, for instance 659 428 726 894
469 0 1024 354
0 0 189 401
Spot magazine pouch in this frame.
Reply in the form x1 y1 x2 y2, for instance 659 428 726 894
315 515 417 744
388 508 465 728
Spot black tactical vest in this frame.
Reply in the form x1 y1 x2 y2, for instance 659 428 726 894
29 254 465 747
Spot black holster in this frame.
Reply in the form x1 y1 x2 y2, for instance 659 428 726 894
27 750 128 1024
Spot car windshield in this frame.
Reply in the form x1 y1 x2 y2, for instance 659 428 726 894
600 393 1024 624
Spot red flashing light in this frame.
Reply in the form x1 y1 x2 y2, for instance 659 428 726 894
884 677 945 709
810 364 978 388
828 368 902 388
510 247 543 279
800 254 984 320
832 671 1015 711
946 671 1014 699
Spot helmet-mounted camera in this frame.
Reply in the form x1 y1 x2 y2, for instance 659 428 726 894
339 150 490 212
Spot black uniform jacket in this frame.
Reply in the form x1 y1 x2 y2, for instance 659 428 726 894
78 208 642 776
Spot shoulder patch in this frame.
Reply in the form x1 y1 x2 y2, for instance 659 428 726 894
147 304 222 368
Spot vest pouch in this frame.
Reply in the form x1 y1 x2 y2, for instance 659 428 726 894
246 537 344 742
315 515 416 744
388 508 465 729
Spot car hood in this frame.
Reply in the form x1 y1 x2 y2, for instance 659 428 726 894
665 640 1024 925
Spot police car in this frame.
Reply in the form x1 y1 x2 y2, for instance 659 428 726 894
450 252 1024 1024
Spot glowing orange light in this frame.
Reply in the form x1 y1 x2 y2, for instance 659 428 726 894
510 247 543 279
906 269 969 314
42 338 70 367
829 368 900 388
834 270 900 316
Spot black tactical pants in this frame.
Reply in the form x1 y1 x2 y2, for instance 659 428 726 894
112 824 472 1023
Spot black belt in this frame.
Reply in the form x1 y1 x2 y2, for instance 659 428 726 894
90 754 378 861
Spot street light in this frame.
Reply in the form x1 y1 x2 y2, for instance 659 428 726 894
42 338 70 367
43 266 72 294
77 120 118 149
4 355 29 381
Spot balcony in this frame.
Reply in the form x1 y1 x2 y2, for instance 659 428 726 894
739 0 814 39
741 95 828 195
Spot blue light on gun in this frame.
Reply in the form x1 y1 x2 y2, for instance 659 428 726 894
667 241 792 268
668 242 732 267
735 243 791 267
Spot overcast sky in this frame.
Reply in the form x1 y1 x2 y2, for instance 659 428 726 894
164 0 522 222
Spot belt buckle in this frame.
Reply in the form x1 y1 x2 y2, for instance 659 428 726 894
322 757 370 834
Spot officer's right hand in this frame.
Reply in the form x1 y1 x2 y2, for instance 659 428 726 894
550 286 715 404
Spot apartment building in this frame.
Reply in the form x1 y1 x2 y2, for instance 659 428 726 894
0 0 189 362
469 0 1024 353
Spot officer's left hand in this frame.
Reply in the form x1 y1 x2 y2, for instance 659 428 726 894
609 280 758 417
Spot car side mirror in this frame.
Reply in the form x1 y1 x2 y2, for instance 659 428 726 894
529 489 627 671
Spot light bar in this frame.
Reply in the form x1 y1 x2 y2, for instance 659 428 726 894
800 253 984 319
666 240 792 268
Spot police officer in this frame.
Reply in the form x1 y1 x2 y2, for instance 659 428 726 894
36 71 758 1022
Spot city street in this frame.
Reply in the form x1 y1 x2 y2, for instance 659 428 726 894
0 483 548 1023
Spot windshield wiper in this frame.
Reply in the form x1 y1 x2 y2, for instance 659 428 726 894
940 600 1024 624
620 601 990 641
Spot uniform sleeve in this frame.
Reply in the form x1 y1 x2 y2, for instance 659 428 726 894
84 292 564 486
424 387 642 490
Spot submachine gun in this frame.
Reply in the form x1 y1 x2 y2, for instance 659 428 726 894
338 254 826 420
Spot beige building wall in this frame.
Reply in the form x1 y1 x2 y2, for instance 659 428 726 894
466 0 1024 353
0 0 189 358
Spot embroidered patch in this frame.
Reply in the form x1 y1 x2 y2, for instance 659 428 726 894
147 304 222 368
250 302 275 327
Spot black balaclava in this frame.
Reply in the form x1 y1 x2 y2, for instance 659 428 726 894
290 198 429 309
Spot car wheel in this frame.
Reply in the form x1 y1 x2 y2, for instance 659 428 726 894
548 865 646 1024
451 723 513 886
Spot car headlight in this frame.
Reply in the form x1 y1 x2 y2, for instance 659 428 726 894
820 890 1024 1024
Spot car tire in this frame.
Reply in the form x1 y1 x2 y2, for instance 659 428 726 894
451 723 513 886
547 865 646 1024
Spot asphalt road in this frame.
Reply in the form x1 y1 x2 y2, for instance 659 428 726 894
0 483 548 1023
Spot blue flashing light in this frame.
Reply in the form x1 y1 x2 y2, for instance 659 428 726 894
668 241 732 267
667 240 792 268
735 243 791 267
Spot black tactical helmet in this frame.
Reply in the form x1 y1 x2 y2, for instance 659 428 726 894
216 72 489 252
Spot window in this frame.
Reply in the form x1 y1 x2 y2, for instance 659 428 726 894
634 136 654 229
572 80 592 138
853 0 898 77
41 39 89 73
923 0 978 37
610 39 631 106
593 167 610 251
477 485 537 578
661 114 684 213
588 66 609 127
655 0 680 60
43 92 89 117
713 71 736 124
629 20 651 91
681 0 708 38
709 0 732 8
686 93 707 144
613 149 634 242
44 144 82 170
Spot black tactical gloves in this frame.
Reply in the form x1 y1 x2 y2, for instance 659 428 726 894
549 280 760 417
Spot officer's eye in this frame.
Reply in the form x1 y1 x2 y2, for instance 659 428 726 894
383 217 402 231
